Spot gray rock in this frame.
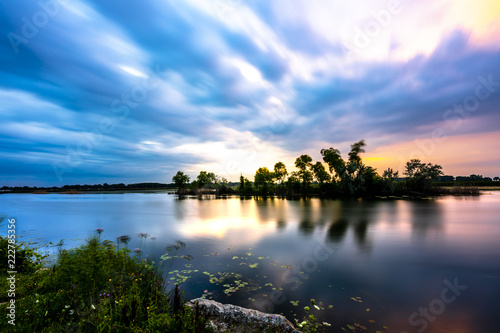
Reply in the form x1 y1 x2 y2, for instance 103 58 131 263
187 298 301 333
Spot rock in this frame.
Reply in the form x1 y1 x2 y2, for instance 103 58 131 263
187 298 301 333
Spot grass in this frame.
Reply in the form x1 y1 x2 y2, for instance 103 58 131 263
0 233 212 332
434 186 481 195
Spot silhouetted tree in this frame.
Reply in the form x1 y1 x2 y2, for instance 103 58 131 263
321 147 345 180
404 159 443 192
285 171 301 195
312 162 330 184
295 155 314 191
348 139 366 164
382 168 399 180
273 162 288 184
382 168 399 193
321 140 371 196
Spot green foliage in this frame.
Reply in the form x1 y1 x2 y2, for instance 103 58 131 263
0 235 211 333
196 171 216 189
0 236 47 274
172 171 190 191
239 174 245 192
254 167 274 195
242 177 254 195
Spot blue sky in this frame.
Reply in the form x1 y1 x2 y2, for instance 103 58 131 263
1 0 500 186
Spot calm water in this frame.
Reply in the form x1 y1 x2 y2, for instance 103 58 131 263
1 192 499 333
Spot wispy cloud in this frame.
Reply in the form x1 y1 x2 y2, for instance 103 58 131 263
1 0 499 185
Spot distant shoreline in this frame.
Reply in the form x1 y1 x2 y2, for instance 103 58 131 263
2 188 499 198
1 181 499 196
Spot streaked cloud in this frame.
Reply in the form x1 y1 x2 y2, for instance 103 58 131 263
1 0 499 186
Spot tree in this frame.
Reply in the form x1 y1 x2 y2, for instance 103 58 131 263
254 167 273 194
382 168 399 193
321 148 345 178
216 176 229 186
285 171 301 194
238 174 253 195
244 178 253 194
321 140 368 196
404 159 442 179
295 154 312 171
196 171 216 189
355 165 381 196
345 140 367 181
239 174 245 192
312 162 330 184
172 171 190 193
404 159 443 192
295 155 313 188
348 140 366 164
494 177 500 182
301 170 314 186
382 168 399 180
273 162 288 184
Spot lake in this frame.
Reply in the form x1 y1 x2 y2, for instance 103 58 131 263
1 192 499 333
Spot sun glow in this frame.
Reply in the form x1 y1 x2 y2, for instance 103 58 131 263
452 0 500 44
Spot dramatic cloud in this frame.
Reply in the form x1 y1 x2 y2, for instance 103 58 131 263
1 0 499 186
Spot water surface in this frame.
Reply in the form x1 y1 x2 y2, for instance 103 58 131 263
1 192 499 333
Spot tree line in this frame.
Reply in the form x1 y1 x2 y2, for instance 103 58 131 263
172 140 462 197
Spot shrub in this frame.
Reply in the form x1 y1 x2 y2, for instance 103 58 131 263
0 235 211 332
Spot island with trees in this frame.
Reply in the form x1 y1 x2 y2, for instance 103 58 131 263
171 140 497 198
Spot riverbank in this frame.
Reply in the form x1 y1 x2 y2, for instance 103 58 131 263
0 234 311 332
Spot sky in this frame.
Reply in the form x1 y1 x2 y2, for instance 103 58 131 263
1 0 500 186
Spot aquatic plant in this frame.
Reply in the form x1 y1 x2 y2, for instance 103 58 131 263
296 299 331 333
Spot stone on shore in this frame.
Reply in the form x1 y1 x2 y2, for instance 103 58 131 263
187 298 301 333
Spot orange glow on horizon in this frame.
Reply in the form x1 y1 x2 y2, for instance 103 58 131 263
364 131 500 177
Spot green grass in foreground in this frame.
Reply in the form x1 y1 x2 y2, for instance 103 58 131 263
0 235 211 333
